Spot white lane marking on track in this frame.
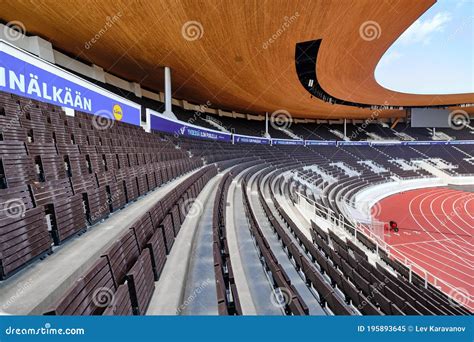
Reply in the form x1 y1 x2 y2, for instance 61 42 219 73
422 189 474 265
436 192 472 245
464 196 474 220
410 242 474 270
449 194 474 234
442 238 474 257
442 192 473 233
390 238 444 247
427 238 474 258
409 189 471 267
393 246 473 286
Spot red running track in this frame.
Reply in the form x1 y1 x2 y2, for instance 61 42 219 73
372 187 474 310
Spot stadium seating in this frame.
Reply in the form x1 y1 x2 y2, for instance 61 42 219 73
44 164 217 315
0 92 203 279
0 90 472 317
168 110 474 142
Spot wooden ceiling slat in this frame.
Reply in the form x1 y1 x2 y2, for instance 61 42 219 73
1 0 472 118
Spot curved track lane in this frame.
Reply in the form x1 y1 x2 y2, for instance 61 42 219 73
373 187 473 310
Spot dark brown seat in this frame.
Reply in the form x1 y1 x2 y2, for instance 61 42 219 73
0 185 52 279
126 249 155 315
45 256 115 315
102 229 141 287
132 213 155 251
96 171 127 211
102 283 133 316
0 141 37 187
145 226 167 281
160 214 175 254
71 173 109 224
30 179 86 244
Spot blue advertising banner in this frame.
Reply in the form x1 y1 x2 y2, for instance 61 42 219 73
305 140 337 146
272 139 305 145
234 134 270 144
401 141 447 145
337 141 371 146
370 141 403 146
148 110 232 142
0 41 141 126
446 140 474 145
0 315 471 342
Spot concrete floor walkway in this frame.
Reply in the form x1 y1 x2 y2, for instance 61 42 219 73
147 173 221 315
247 171 326 315
225 174 257 315
232 174 282 315
180 174 221 315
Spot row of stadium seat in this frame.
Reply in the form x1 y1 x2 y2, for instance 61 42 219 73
1 90 472 315
291 179 465 314
257 171 358 315
212 170 240 315
174 105 473 141
241 165 309 315
158 136 470 314
0 92 203 279
211 159 263 315
45 165 217 315
269 173 469 315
